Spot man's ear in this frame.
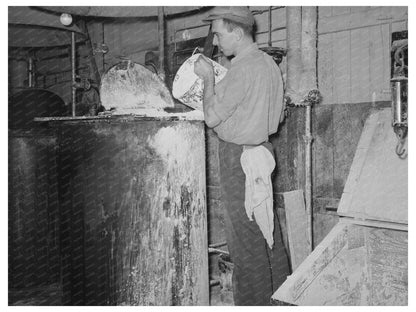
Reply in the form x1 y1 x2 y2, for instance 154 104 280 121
233 27 244 41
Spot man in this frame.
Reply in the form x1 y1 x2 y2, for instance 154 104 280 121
194 6 290 306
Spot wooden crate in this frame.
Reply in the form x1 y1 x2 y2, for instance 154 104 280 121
272 108 408 305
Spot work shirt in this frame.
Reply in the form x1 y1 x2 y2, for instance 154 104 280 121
212 43 284 145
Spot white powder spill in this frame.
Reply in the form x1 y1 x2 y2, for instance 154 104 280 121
109 108 204 121
100 61 174 111
148 126 190 166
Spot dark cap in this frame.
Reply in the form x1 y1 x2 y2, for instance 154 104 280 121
202 6 255 26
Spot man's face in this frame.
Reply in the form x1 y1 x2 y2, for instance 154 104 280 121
212 19 237 57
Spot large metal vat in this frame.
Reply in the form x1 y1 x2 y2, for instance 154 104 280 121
9 89 64 293
45 114 208 305
9 129 61 291
9 89 67 129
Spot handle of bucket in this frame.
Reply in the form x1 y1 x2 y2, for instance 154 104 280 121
192 47 201 56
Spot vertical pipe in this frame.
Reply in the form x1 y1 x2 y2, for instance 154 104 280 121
102 22 105 73
158 7 165 81
71 31 76 117
301 7 318 252
78 20 101 86
28 57 33 88
305 104 313 252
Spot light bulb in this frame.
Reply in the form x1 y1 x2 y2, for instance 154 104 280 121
60 13 73 26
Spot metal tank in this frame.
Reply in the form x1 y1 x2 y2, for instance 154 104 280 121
8 89 64 293
34 61 208 305
46 114 208 305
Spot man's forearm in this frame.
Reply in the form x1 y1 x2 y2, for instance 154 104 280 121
202 76 222 128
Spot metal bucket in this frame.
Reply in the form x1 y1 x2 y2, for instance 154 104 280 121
172 53 227 111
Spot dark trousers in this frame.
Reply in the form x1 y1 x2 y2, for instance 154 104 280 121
218 139 290 306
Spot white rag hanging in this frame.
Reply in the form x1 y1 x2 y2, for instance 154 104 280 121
240 145 275 249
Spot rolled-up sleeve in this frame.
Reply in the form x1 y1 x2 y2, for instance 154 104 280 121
212 66 247 122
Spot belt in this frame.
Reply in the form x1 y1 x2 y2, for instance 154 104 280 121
243 140 269 150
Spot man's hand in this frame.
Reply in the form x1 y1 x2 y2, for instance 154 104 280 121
194 55 215 81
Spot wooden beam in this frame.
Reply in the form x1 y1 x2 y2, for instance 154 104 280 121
283 190 310 270
285 6 302 103
318 6 407 35
272 222 348 304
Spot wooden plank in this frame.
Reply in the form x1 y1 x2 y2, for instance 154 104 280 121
313 212 339 247
367 227 408 305
286 107 306 191
283 190 310 271
350 6 372 13
276 207 289 259
337 108 378 210
318 6 332 18
333 103 372 197
254 7 286 33
313 197 340 214
351 27 371 103
369 24 388 102
380 23 392 100
312 105 334 198
318 7 407 34
168 10 211 43
273 222 408 305
338 109 408 224
256 30 286 47
333 30 351 104
332 6 351 16
392 20 408 32
272 222 349 304
294 227 369 305
271 115 288 193
339 217 408 232
317 33 333 104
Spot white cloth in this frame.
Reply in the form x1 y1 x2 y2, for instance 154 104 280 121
240 145 275 249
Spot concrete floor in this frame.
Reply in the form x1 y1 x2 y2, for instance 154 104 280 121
10 284 234 306
9 253 235 306
210 284 234 306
